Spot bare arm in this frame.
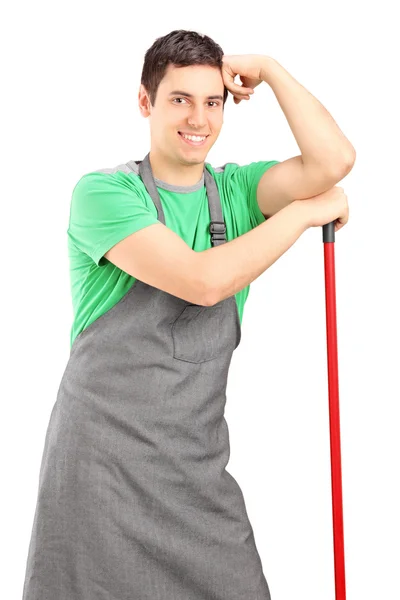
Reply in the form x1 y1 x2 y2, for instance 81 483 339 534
104 200 308 307
104 223 208 305
200 200 307 305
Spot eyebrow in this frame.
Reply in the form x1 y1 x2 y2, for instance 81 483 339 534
168 90 224 101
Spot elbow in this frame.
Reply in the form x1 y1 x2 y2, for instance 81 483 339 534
203 288 220 307
194 252 220 307
198 278 220 307
334 149 357 177
342 151 356 174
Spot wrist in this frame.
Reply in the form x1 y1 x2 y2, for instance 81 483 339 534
259 56 278 84
289 199 311 232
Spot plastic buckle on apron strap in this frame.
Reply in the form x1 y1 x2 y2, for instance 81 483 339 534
209 221 226 243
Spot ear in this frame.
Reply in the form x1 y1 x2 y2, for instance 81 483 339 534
138 84 151 117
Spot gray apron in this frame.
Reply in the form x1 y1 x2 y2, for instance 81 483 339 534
22 153 272 600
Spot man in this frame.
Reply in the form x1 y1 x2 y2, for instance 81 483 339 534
22 29 354 600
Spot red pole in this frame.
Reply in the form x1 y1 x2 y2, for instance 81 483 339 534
323 222 346 600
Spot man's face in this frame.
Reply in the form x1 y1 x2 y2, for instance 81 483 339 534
139 64 225 167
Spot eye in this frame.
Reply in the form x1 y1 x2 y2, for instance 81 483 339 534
172 98 220 108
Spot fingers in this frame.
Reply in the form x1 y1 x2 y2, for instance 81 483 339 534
233 91 252 104
226 79 254 101
228 80 253 95
234 95 251 104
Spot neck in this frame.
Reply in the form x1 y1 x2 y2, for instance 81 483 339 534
149 149 205 186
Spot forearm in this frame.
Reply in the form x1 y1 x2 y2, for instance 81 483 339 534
259 56 356 171
199 201 308 305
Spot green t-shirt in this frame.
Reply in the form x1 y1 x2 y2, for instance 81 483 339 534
67 158 280 349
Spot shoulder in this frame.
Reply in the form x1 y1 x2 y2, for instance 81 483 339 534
206 159 279 181
206 160 280 198
205 161 239 179
70 160 151 220
71 159 147 197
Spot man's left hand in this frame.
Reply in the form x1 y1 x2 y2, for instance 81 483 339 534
221 54 265 104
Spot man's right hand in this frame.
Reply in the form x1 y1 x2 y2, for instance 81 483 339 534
298 186 349 233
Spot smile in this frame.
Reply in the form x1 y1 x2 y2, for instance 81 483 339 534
178 132 209 146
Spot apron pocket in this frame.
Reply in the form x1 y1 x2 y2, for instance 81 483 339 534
171 303 223 363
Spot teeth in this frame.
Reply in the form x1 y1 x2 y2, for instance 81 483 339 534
182 133 206 141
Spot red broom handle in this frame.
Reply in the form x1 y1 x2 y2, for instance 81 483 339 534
323 222 346 600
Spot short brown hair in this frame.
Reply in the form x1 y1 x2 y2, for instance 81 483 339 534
140 29 228 108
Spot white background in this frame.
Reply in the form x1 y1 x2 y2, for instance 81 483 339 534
2 2 399 599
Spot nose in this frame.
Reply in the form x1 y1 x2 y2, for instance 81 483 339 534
188 104 207 129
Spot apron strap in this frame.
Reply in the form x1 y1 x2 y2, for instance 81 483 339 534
138 153 227 247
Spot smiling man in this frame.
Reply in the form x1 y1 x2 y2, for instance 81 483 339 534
22 29 354 600
139 60 226 186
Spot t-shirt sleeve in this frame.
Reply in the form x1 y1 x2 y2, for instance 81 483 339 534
231 160 280 227
68 172 161 267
